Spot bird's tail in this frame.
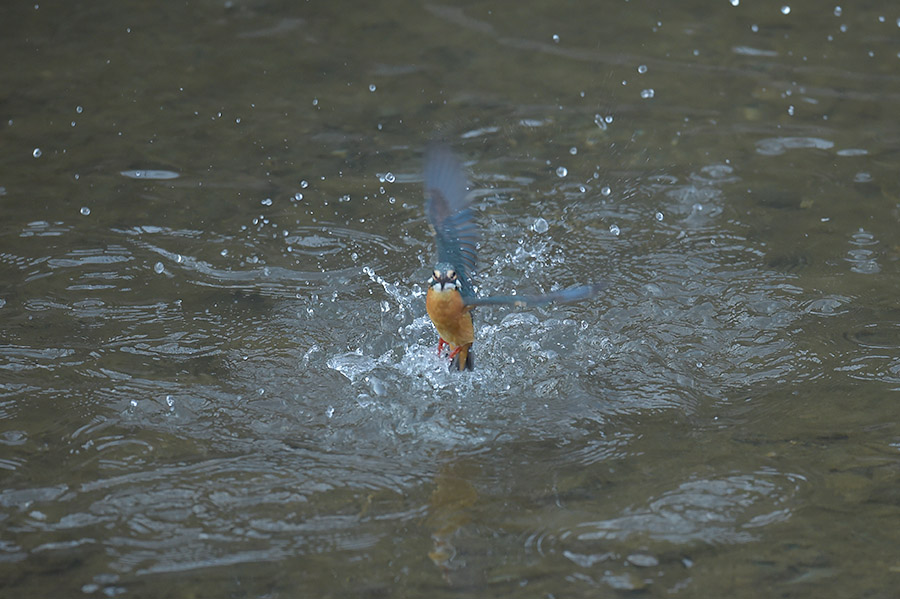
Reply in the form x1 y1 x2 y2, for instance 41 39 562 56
449 344 474 372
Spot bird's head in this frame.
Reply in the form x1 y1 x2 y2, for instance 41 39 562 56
428 263 462 292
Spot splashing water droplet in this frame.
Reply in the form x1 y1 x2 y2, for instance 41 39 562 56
154 262 165 274
569 146 578 155
300 180 309 189
166 395 175 409
532 217 549 233
609 224 621 236
601 186 611 196
369 84 376 92
552 34 560 43
80 206 91 216
556 166 568 177
637 64 648 74
787 105 795 116
384 172 395 183
781 5 791 15
261 198 273 206
32 148 42 158
730 0 739 5
655 211 664 221
640 88 655 99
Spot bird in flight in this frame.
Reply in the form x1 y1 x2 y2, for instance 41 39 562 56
423 144 603 371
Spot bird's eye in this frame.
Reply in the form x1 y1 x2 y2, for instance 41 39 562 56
433 270 440 280
446 270 456 280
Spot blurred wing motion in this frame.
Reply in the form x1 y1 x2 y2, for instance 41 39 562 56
424 144 479 296
463 282 606 308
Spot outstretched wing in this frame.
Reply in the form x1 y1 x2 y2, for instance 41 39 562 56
424 144 479 296
463 282 605 308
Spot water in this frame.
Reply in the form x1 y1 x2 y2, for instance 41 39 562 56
2 0 899 597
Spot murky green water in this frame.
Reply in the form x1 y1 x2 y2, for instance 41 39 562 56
2 0 899 597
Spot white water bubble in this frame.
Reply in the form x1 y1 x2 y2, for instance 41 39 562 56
556 166 568 177
532 217 549 233
609 224 620 236
80 206 91 216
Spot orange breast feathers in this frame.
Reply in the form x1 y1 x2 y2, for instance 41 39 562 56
426 286 474 349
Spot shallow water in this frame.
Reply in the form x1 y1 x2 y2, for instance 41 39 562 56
2 0 899 597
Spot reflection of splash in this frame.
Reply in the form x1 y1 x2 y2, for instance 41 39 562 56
573 471 802 545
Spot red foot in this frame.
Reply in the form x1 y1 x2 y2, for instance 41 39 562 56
448 346 462 360
437 338 447 355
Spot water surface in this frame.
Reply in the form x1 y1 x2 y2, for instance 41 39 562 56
2 1 899 597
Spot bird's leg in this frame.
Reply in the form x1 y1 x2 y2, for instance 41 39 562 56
437 338 447 355
447 345 461 360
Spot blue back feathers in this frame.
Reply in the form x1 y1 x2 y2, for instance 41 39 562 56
424 144 479 297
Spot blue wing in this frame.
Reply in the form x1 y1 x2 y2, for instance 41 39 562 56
424 144 478 296
463 282 605 308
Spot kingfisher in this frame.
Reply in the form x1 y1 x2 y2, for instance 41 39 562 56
423 144 603 372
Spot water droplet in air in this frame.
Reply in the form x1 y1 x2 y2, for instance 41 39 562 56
609 224 620 236
32 148 41 158
533 217 549 233
80 206 91 216
384 172 395 183
569 146 577 155
76 105 83 113
166 395 175 408
637 64 648 74
730 0 739 5
655 211 664 221
293 193 303 201
601 186 611 196
787 105 795 116
552 34 560 43
261 198 272 206
154 262 165 274
833 6 842 16
300 180 309 188
781 5 791 15
369 84 376 92
556 166 568 177
640 88 655 99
